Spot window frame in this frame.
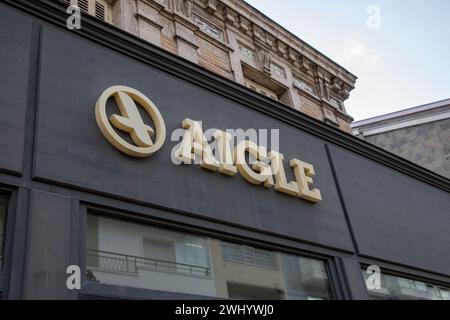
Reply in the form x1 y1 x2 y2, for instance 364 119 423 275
78 205 341 300
0 193 8 270
0 187 15 297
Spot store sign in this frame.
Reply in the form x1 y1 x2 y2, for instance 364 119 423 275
95 86 322 203
95 86 166 157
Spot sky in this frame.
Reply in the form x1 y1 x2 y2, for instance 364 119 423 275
245 0 450 121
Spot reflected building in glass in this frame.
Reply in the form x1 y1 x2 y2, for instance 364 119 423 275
86 214 331 300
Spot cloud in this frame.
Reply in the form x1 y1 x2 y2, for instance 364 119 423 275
343 36 381 69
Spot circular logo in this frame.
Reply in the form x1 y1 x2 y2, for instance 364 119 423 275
95 85 166 158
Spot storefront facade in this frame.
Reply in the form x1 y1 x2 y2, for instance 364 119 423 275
0 0 449 300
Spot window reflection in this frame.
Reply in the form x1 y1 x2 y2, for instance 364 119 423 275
363 270 450 300
86 214 332 299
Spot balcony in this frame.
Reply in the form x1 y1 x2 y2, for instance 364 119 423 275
86 249 210 278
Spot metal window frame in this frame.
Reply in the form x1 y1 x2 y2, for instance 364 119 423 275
0 185 17 298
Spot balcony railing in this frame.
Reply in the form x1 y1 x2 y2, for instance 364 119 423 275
86 249 210 278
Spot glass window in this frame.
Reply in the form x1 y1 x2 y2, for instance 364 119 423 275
362 269 450 300
86 214 332 300
0 194 8 270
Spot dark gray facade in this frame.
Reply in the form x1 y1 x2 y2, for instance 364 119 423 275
0 0 449 300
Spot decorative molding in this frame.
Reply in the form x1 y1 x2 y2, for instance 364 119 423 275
252 24 265 44
238 15 251 35
287 47 297 64
222 0 357 85
328 97 341 110
224 6 239 27
256 47 271 75
202 0 218 14
174 0 193 18
299 55 311 73
276 40 288 59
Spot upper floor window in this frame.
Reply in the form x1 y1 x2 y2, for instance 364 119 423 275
294 77 316 96
363 270 450 300
86 213 332 300
0 194 8 270
60 0 111 22
238 44 256 61
194 16 224 41
270 62 287 79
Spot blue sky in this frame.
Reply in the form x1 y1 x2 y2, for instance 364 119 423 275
245 0 450 121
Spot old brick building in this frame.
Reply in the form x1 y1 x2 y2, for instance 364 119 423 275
61 0 357 132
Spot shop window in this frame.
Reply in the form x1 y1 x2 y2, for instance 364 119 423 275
362 270 450 300
86 213 332 300
0 194 8 270
60 0 111 22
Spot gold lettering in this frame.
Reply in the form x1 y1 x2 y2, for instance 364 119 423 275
290 159 322 203
269 151 299 196
234 140 274 188
175 118 219 171
213 130 237 176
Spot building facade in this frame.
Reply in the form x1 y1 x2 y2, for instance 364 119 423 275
0 0 449 300
352 99 450 179
60 0 357 132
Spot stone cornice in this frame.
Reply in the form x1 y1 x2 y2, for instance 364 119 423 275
295 86 354 123
221 0 357 86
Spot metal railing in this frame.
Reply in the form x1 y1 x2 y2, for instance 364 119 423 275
86 249 210 277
